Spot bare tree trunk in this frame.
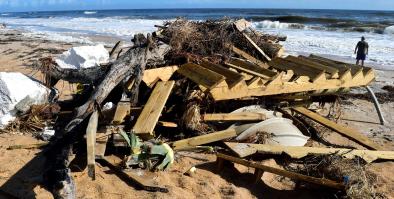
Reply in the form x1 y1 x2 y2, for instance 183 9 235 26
46 39 169 199
65 43 170 132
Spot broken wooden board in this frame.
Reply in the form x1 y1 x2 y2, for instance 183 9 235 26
95 126 111 159
133 81 175 139
285 55 339 79
231 46 269 69
158 121 178 128
269 58 326 82
86 110 98 180
292 107 383 150
7 143 48 150
178 63 226 89
202 112 266 122
228 58 277 80
112 101 131 125
299 55 352 82
233 19 251 32
216 153 345 190
224 142 394 163
200 61 244 88
309 54 364 77
172 129 237 151
241 32 271 61
101 156 168 193
142 65 178 87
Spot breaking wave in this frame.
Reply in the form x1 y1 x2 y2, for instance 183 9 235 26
384 26 394 35
84 11 97 15
254 20 305 30
253 19 393 35
248 15 354 24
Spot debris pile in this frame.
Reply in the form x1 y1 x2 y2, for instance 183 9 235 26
0 72 56 129
4 19 392 198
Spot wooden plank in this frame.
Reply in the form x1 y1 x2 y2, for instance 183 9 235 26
200 61 244 88
217 153 345 190
101 156 168 193
292 107 383 150
269 58 326 82
299 55 352 81
112 101 131 125
133 81 175 139
209 78 343 101
224 142 394 163
7 143 47 150
158 121 178 128
172 129 237 151
241 32 271 61
142 65 178 87
202 112 266 122
178 63 226 89
231 46 269 69
228 58 277 79
86 110 98 180
247 77 265 89
95 126 110 159
285 56 339 78
309 54 363 77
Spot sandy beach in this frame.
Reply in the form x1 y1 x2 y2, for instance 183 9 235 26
0 24 393 199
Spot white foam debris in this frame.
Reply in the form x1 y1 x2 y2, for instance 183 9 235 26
0 72 51 128
55 44 109 69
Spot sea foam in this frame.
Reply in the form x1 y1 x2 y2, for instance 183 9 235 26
384 26 394 35
254 20 305 30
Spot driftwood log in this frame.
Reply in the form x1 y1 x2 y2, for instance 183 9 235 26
45 35 170 199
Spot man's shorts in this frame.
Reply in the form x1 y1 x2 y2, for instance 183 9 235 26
357 53 366 61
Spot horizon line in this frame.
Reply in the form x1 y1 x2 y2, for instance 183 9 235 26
2 7 394 13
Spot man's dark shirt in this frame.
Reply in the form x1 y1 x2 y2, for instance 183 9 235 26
356 41 369 55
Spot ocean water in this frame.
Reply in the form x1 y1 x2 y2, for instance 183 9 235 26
1 9 393 69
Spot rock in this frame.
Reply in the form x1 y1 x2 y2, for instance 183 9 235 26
55 44 109 69
0 72 52 128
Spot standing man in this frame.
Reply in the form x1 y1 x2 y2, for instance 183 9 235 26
354 36 369 66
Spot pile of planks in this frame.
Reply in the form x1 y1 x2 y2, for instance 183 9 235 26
35 18 391 198
178 54 375 101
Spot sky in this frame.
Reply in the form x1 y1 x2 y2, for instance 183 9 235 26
0 0 394 12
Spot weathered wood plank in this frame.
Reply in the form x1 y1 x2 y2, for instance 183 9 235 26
200 61 244 88
292 107 383 150
217 153 345 190
202 112 266 122
142 65 178 87
86 110 98 180
285 55 339 78
309 54 363 77
178 63 226 89
133 81 175 139
241 32 272 61
172 129 237 151
299 56 353 82
224 142 394 163
95 126 111 159
228 58 277 80
269 58 326 82
112 101 131 125
231 46 269 69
